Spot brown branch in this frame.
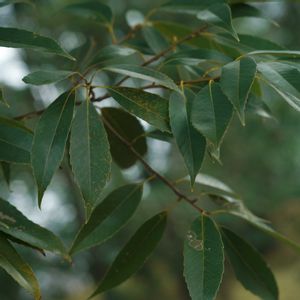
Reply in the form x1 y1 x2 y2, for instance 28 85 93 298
102 115 206 215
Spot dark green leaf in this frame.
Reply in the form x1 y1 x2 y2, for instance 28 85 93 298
64 1 112 24
1 162 10 186
70 101 111 217
107 87 170 132
0 233 41 300
90 212 167 297
184 215 224 300
197 4 239 40
0 87 9 107
70 184 143 255
248 50 300 58
169 90 206 185
222 228 278 300
103 64 181 92
146 129 173 142
0 117 32 164
22 70 75 86
142 26 169 54
191 82 233 150
0 198 67 256
31 91 75 207
220 57 257 125
102 107 147 169
0 27 75 60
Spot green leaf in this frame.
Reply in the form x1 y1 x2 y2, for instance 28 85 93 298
0 87 9 107
142 26 169 54
1 162 10 186
0 234 41 300
107 87 170 132
0 117 33 164
31 91 75 207
191 82 233 150
102 107 147 169
64 1 112 24
70 101 111 217
169 90 206 185
0 198 66 256
197 4 239 41
220 57 257 125
183 215 224 300
221 228 278 300
90 212 167 297
22 70 75 86
0 27 75 60
103 64 181 92
146 129 173 143
70 184 143 255
258 62 300 112
247 50 300 58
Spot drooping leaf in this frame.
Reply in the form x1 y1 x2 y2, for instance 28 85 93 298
169 90 206 185
142 26 169 54
103 64 181 92
107 87 170 132
1 162 10 186
258 62 300 112
64 1 113 24
90 212 167 297
22 70 75 86
0 233 41 300
247 50 300 58
0 117 33 164
70 100 111 217
191 82 233 150
102 107 147 169
221 228 278 300
31 91 75 207
220 57 257 124
196 3 239 41
70 184 143 255
183 215 224 300
0 87 9 107
0 198 67 256
0 27 75 60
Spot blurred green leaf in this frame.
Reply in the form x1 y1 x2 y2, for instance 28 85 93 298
70 184 143 255
0 87 9 107
0 0 32 8
142 26 169 54
31 91 75 207
70 101 111 218
221 228 278 300
0 27 75 60
90 212 167 297
0 233 41 300
108 87 170 132
183 215 224 300
0 162 10 186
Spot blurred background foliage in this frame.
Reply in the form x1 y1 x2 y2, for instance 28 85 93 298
0 0 300 299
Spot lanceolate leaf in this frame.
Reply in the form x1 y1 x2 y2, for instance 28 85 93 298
169 90 206 185
220 57 257 125
90 212 167 297
197 3 239 40
0 27 74 60
103 64 180 92
31 91 75 207
102 107 147 169
142 26 169 54
0 117 33 164
0 234 41 300
0 198 66 255
191 82 233 149
70 184 143 255
247 50 300 58
107 87 170 132
221 228 278 300
22 70 75 86
70 101 111 217
183 215 224 300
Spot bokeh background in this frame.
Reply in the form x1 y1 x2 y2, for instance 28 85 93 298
0 0 300 299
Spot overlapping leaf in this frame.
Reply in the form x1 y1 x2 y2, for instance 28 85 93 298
108 87 170 132
70 101 111 217
90 212 167 297
70 184 143 255
31 91 75 207
142 26 169 54
169 90 206 185
0 27 74 60
184 215 224 300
